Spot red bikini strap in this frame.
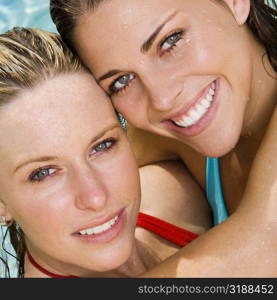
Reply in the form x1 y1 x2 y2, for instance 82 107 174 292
137 212 199 247
26 250 79 278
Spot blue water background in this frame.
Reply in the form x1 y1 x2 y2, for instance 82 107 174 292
0 0 56 34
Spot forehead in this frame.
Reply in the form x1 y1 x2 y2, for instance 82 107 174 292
75 1 178 58
74 0 218 72
0 72 116 160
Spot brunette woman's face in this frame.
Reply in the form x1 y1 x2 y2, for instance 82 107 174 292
0 72 140 276
74 0 253 156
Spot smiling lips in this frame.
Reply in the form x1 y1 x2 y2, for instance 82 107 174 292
74 209 126 244
171 81 216 128
78 214 119 236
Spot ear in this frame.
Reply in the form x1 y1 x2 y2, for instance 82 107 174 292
0 198 13 224
223 0 250 25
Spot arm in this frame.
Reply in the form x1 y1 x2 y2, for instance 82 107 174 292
141 107 277 277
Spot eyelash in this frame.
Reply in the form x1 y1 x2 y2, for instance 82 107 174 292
29 166 57 183
90 137 117 156
108 30 184 96
28 138 117 183
108 74 136 96
159 30 184 56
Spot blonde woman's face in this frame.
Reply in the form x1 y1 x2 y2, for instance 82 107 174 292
74 0 253 157
0 72 140 276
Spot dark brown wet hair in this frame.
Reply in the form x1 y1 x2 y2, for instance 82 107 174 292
50 0 277 72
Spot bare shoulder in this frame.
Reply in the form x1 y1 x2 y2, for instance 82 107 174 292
139 160 212 235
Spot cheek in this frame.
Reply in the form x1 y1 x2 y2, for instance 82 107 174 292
101 144 140 199
120 152 140 192
180 23 253 100
184 30 232 73
4 182 72 236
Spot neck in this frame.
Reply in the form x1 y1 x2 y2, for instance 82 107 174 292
24 238 156 278
228 42 276 188
116 239 159 277
241 39 276 149
219 41 276 212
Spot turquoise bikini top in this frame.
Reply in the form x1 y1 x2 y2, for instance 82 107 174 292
206 157 229 225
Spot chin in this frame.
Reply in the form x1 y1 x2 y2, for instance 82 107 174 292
193 131 240 158
94 242 133 273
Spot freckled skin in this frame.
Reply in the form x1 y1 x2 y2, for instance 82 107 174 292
0 72 141 276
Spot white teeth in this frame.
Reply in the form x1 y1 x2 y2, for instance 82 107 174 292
196 104 207 115
183 116 194 126
206 94 213 101
188 109 200 122
79 215 118 235
201 99 211 108
175 119 187 127
209 87 215 96
172 81 216 128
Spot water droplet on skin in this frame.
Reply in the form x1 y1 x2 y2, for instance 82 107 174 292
243 130 252 139
248 117 254 124
176 53 185 59
121 24 129 30
184 37 191 45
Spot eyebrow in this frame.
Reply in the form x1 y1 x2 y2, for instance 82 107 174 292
97 11 178 83
141 11 179 53
88 124 120 146
14 124 121 173
14 156 58 174
97 69 121 83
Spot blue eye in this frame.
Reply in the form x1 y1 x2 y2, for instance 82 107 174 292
29 167 56 182
91 138 116 154
160 31 184 55
109 74 135 95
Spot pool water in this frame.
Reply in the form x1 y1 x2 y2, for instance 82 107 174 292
0 0 56 34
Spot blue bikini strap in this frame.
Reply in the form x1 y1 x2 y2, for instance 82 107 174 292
206 157 228 225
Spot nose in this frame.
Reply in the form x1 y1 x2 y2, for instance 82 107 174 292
142 69 183 112
73 166 108 212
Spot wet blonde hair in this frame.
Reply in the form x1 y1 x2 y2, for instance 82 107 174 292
0 27 85 107
0 27 86 277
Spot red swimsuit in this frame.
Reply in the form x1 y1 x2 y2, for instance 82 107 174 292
137 212 199 247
